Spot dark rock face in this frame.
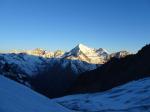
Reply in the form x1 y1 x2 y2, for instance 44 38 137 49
30 60 76 98
69 44 150 94
30 59 98 98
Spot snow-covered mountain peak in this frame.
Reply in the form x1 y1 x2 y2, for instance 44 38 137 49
70 44 95 56
61 44 109 64
77 43 93 50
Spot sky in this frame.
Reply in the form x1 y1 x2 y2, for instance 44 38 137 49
0 0 150 53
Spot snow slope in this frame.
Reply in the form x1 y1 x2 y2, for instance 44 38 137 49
54 77 150 112
0 53 47 76
0 75 71 112
0 51 99 78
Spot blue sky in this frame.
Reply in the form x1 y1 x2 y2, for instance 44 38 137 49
0 0 150 52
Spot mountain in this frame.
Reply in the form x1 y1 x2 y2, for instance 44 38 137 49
54 77 150 112
96 48 109 60
0 52 99 98
0 75 71 112
25 48 55 58
54 50 65 57
0 44 109 86
31 58 99 98
11 48 64 58
0 53 48 86
8 44 129 64
62 44 109 64
110 50 130 59
69 44 150 94
0 44 130 98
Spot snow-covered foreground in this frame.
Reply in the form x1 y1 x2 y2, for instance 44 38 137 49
0 76 71 112
54 77 150 112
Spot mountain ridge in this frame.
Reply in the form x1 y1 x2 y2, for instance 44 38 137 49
2 43 130 64
68 44 150 94
0 44 131 98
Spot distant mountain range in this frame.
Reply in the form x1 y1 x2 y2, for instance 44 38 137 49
0 43 150 112
0 44 130 98
8 43 130 64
